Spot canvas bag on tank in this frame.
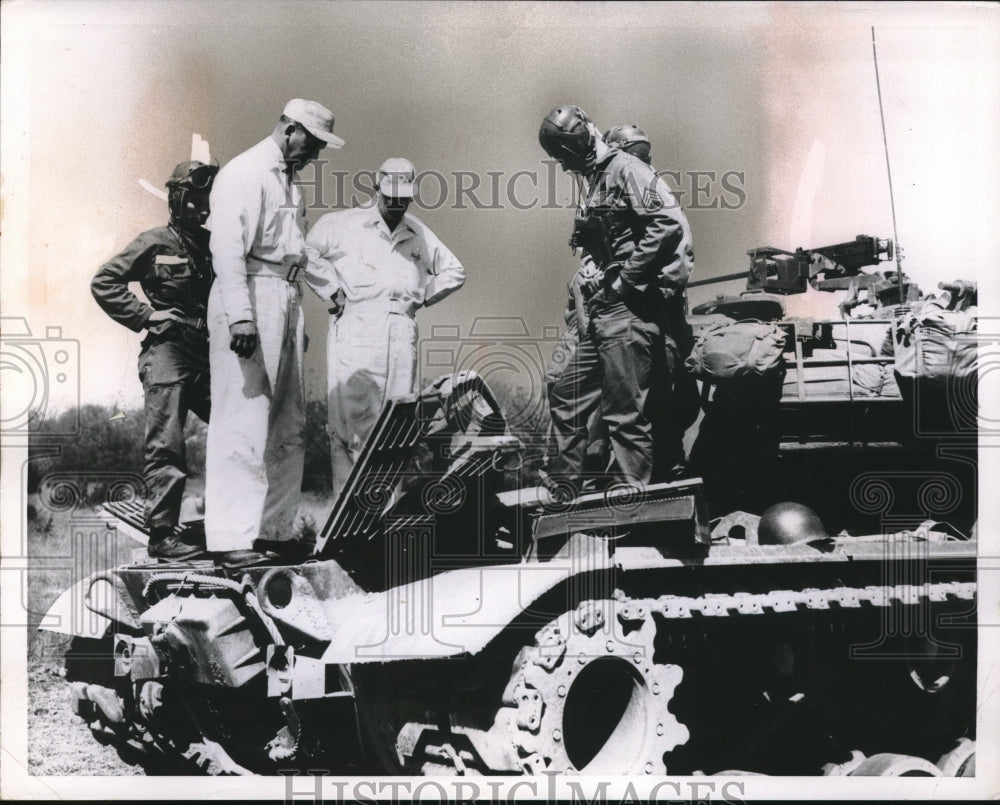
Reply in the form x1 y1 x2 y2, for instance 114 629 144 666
685 320 787 382
892 301 977 382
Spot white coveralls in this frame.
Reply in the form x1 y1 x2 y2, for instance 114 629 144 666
306 206 465 498
205 137 335 551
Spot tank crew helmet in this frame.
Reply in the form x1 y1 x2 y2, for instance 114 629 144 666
166 160 219 234
604 124 651 164
758 502 828 545
539 105 597 174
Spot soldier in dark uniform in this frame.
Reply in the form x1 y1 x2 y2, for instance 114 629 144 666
539 106 695 491
91 161 218 559
542 124 653 493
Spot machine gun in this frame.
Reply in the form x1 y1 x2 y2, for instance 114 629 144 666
689 235 894 296
689 235 897 322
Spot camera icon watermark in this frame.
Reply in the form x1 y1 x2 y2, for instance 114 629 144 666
1 316 81 438
14 470 144 640
418 316 561 436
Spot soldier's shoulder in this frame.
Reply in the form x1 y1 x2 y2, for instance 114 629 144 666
127 226 179 252
96 227 177 277
609 149 654 180
145 224 177 240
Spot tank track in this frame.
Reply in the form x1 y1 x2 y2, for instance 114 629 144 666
63 578 976 776
65 636 252 775
489 579 976 775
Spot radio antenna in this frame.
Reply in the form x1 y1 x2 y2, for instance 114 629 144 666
872 27 905 306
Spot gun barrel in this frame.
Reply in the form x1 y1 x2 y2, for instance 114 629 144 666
687 271 750 289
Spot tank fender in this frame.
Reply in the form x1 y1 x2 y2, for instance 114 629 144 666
321 533 610 664
37 571 140 638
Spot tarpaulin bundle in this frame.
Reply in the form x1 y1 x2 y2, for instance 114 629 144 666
892 300 978 383
685 320 787 382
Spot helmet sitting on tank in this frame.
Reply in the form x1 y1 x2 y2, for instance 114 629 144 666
758 502 827 545
604 124 651 164
539 105 596 174
166 160 218 235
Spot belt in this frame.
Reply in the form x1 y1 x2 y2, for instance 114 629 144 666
177 315 207 333
144 315 208 342
341 298 415 317
246 252 305 282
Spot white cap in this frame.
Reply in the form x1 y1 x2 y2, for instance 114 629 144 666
377 157 416 198
282 98 345 148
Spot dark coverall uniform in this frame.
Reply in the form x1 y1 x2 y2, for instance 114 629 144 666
91 225 212 532
544 258 609 486
548 149 695 488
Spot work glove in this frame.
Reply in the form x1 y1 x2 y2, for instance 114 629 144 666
328 289 346 318
229 320 258 358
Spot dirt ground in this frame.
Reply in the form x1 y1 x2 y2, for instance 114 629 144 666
26 500 145 775
28 633 141 776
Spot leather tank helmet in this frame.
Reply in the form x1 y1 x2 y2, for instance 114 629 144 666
604 124 651 164
166 160 219 235
539 105 597 174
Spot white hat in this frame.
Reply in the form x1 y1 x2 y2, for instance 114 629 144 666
377 157 416 199
282 98 345 148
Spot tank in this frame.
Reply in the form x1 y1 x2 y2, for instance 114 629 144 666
686 235 978 534
39 243 979 777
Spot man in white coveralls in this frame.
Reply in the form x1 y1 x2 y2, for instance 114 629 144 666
205 99 343 561
306 158 466 499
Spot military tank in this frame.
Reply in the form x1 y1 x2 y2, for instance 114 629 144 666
686 235 978 534
40 244 979 777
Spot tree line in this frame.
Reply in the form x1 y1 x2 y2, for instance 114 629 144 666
27 400 332 503
27 379 550 507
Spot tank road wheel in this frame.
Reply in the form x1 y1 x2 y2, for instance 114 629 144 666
489 599 689 774
936 738 976 777
848 753 943 776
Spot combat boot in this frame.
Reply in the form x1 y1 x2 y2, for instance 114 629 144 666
148 526 205 560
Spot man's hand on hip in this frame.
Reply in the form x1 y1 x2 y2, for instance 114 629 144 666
147 308 184 325
229 321 259 358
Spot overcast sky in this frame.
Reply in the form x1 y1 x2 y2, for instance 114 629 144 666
2 1 998 413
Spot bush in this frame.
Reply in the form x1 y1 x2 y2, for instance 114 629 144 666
27 398 333 501
28 405 145 497
27 403 211 502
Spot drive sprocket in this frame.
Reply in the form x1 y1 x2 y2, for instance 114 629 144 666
491 598 689 774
